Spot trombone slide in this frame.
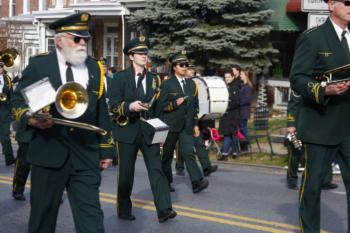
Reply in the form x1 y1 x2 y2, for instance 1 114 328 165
30 113 107 136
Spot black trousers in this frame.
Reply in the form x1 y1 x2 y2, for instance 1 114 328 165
117 131 172 217
29 157 104 233
299 133 350 233
12 142 31 195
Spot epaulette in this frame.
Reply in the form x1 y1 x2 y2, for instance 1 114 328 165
303 26 318 34
31 52 50 58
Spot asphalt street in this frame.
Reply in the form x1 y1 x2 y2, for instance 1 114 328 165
0 151 347 233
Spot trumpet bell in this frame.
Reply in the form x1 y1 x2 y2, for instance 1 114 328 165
0 48 21 74
55 82 88 119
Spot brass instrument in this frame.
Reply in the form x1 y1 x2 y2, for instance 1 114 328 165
112 107 129 127
29 82 107 135
315 63 350 87
0 48 21 74
0 93 7 102
287 132 303 151
112 87 160 126
55 82 88 119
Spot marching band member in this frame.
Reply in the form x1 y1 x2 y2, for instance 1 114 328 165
109 36 177 223
157 51 209 193
0 61 15 166
11 13 114 233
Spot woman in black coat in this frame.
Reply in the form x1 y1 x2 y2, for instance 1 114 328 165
218 69 240 160
239 70 253 151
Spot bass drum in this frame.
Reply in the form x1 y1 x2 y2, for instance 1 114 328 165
193 76 229 119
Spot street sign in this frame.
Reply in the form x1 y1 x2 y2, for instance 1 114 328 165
307 13 328 29
302 0 328 12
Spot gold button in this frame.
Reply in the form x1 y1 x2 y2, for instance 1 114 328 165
69 128 74 132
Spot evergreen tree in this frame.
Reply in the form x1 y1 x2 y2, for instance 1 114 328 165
128 0 278 74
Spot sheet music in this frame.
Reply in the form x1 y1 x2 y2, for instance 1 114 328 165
146 118 169 130
144 118 169 144
21 77 56 113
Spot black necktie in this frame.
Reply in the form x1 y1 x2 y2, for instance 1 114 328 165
341 31 350 59
66 62 74 82
181 79 186 94
136 72 145 100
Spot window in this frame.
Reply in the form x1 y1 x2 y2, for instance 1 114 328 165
104 26 118 68
47 37 56 52
10 0 16 16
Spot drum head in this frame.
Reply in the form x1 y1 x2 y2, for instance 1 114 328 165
193 76 229 119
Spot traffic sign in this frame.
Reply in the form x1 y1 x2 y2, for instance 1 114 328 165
307 13 329 29
302 0 328 12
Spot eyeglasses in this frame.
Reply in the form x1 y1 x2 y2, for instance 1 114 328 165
177 62 189 68
335 0 350 6
63 35 90 44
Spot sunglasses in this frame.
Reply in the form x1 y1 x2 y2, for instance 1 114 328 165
336 0 350 6
64 35 90 44
177 62 189 68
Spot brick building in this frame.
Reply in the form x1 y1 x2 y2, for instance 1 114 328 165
0 0 144 71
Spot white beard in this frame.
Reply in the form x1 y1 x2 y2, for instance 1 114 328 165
60 38 87 65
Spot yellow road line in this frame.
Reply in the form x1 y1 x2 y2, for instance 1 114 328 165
0 175 331 233
100 197 295 233
100 192 299 230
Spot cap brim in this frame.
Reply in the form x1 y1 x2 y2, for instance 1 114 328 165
129 48 148 54
173 58 189 63
67 31 91 38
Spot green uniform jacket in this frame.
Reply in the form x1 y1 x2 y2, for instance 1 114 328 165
157 74 199 134
11 51 115 169
290 18 350 146
109 67 161 144
286 90 302 128
0 74 13 139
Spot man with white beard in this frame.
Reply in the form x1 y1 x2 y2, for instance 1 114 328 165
11 12 115 233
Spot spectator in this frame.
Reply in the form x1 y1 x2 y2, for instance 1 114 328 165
218 68 240 160
239 70 253 151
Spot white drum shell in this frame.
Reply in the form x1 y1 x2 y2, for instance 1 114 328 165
193 76 229 119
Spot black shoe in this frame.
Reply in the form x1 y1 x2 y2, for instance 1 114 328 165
204 165 218 176
13 193 25 201
321 183 338 190
217 156 228 161
192 179 209 193
176 169 185 176
118 214 136 221
6 158 15 166
169 185 175 192
287 184 299 190
232 153 238 159
158 208 177 223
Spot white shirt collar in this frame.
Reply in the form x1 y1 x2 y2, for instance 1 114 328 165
176 75 185 84
330 17 350 41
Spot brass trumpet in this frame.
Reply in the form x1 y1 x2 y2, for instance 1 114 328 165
0 93 7 102
315 63 350 86
0 48 21 74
